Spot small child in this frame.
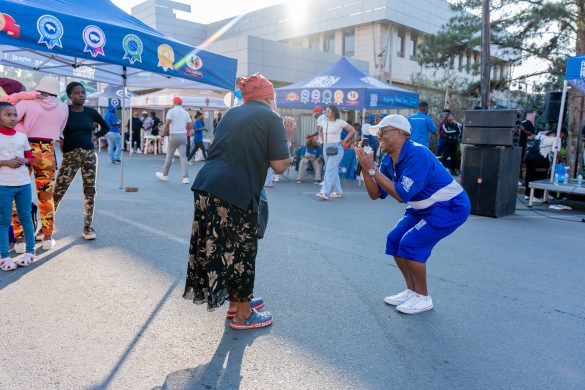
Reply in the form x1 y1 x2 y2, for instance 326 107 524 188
0 102 36 271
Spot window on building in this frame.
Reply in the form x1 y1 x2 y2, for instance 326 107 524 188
449 56 455 70
396 31 405 58
408 34 417 60
343 30 355 57
324 33 335 54
289 38 304 47
466 53 471 73
309 35 320 51
458 53 464 70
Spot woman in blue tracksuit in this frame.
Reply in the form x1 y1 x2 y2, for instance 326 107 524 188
355 114 470 315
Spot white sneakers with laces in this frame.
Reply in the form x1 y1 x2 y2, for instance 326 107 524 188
384 289 415 306
396 293 433 314
182 177 190 184
156 172 169 182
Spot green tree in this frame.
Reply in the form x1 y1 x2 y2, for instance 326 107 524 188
418 0 585 174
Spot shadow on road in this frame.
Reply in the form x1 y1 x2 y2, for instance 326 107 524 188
0 239 77 292
154 327 269 390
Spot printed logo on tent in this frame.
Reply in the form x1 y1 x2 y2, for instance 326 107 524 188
370 94 378 107
37 15 64 49
83 25 106 58
333 90 344 105
322 90 333 104
122 34 143 64
157 44 175 72
0 13 20 39
346 91 359 106
581 61 585 78
285 92 300 102
184 54 203 78
303 75 340 88
300 89 310 104
110 98 120 108
311 90 321 104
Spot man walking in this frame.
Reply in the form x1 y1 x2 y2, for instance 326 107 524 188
105 104 122 163
156 97 192 184
355 115 470 314
188 111 207 162
407 101 437 149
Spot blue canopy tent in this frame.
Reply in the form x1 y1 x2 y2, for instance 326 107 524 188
276 57 419 111
550 54 585 181
0 0 237 187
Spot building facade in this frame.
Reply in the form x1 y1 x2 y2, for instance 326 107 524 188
131 0 510 89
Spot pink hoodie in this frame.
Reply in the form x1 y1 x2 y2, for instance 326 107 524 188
15 96 69 140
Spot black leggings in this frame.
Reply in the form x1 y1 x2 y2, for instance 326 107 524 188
442 142 459 172
188 141 207 161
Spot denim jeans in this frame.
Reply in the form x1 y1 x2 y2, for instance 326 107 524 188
0 185 35 257
321 143 343 196
106 132 122 161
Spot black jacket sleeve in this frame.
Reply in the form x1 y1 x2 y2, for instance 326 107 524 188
90 107 110 138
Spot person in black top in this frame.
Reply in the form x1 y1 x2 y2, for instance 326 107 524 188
184 73 290 330
440 112 462 175
53 82 109 241
150 111 161 136
126 112 143 153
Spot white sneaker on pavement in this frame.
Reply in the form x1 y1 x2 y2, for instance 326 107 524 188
316 192 328 200
14 253 38 267
384 289 415 306
82 227 96 240
330 192 343 198
396 294 434 314
182 177 190 184
13 242 25 254
156 172 169 182
42 239 56 250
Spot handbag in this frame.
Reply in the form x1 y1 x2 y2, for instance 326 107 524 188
324 122 339 156
257 189 269 239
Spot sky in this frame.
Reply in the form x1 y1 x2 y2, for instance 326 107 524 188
112 0 291 23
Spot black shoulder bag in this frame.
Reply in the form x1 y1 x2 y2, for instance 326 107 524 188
325 121 339 156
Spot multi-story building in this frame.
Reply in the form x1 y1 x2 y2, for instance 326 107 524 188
131 0 511 90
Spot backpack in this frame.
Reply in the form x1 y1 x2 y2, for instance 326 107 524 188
526 133 542 153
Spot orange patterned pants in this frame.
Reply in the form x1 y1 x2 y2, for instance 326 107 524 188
12 142 56 237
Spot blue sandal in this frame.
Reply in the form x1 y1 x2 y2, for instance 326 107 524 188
230 309 273 329
226 297 265 319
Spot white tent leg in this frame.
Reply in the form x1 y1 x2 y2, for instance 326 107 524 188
119 67 127 189
549 80 568 183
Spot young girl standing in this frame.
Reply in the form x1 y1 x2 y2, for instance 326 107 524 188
0 102 37 271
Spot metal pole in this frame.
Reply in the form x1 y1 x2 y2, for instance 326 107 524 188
549 80 568 182
480 0 491 109
119 66 127 189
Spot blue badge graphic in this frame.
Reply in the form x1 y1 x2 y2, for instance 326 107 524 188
83 25 106 58
122 34 143 64
37 15 64 49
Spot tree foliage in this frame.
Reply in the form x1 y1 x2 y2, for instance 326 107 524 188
417 0 581 90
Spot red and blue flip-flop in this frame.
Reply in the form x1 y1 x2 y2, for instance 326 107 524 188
226 297 265 319
230 309 273 330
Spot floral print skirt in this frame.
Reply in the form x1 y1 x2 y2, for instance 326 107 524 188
183 191 258 310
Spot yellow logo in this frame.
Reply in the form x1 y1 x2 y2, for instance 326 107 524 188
157 44 174 71
334 90 344 104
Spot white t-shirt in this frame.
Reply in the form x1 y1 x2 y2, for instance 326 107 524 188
166 106 192 135
537 133 558 158
322 119 348 144
0 132 31 186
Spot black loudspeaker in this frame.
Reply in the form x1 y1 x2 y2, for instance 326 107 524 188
461 145 522 217
463 110 520 147
543 91 567 123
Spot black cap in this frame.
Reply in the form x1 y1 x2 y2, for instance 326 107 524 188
521 119 535 133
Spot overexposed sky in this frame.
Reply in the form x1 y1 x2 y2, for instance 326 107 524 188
112 0 291 23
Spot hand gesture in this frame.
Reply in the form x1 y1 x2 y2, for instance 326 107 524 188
354 146 374 170
3 158 23 169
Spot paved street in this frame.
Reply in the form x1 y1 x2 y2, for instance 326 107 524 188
1 152 584 390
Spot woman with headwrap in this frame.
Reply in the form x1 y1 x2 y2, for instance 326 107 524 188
183 73 290 329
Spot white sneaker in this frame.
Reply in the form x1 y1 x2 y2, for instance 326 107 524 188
42 239 56 250
330 192 343 198
82 227 96 240
396 294 434 314
384 289 415 306
316 192 328 200
13 242 25 254
182 177 190 184
136 149 142 154
156 172 169 182
14 253 37 267
524 195 529 200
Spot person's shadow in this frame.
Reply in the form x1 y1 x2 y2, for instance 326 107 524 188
154 324 270 390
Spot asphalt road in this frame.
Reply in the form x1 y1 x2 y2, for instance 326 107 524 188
1 151 584 390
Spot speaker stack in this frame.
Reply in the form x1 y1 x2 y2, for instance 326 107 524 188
461 110 522 217
542 91 567 124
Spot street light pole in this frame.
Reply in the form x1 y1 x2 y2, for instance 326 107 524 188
480 0 491 109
